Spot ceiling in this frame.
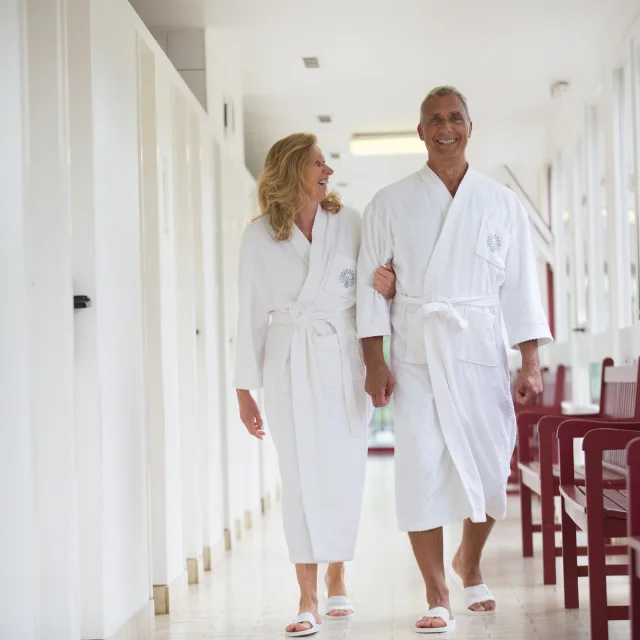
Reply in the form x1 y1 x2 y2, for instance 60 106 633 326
130 0 640 211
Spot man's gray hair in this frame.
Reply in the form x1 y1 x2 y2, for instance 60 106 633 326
420 86 471 123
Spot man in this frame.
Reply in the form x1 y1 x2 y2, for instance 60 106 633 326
357 86 552 633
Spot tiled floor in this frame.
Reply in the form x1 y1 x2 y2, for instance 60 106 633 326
153 456 631 639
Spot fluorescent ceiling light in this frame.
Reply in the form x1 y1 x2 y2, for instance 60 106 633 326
350 132 426 156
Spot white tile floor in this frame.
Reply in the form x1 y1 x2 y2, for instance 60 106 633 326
153 456 631 639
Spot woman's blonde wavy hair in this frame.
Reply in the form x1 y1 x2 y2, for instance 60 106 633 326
257 133 342 242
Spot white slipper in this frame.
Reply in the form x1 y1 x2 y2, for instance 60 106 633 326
325 595 355 620
449 566 495 614
415 607 456 634
285 612 321 637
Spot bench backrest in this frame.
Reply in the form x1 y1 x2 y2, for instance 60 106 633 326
601 358 640 470
539 365 567 408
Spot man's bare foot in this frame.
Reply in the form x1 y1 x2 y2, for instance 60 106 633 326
415 594 453 630
285 598 320 634
452 549 496 612
324 564 350 617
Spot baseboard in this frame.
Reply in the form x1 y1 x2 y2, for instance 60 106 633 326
153 571 187 616
153 585 170 616
107 599 155 639
187 555 204 585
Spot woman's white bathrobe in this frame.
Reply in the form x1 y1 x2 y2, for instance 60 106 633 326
233 206 372 563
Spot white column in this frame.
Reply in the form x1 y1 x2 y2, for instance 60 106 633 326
0 2 37 638
24 0 80 637
66 1 105 635
174 89 203 580
199 136 226 555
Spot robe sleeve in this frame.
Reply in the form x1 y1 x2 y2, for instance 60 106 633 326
233 227 270 389
357 198 392 338
500 200 553 350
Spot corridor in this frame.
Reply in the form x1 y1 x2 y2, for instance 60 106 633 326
150 457 630 639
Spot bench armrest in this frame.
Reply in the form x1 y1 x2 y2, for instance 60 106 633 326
516 409 580 463
582 426 640 452
628 438 640 538
557 419 636 486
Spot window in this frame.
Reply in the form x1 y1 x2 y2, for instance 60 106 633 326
585 103 610 332
614 63 638 325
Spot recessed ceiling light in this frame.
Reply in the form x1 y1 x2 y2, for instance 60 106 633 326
337 182 348 188
350 131 425 156
330 152 340 160
303 57 320 68
318 115 331 123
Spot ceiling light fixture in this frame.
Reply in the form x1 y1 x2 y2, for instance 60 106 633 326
303 57 320 68
330 152 340 159
350 132 425 156
318 115 332 123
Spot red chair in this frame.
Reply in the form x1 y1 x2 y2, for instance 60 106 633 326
507 365 567 494
517 358 635 584
559 422 640 639
627 437 640 640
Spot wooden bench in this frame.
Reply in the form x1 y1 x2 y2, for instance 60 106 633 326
559 421 640 639
517 358 636 585
628 437 640 640
507 364 568 493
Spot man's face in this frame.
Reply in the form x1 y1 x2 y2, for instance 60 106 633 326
417 95 472 162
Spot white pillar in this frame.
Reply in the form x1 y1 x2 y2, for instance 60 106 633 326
174 89 203 580
0 2 37 638
66 1 105 635
24 0 80 637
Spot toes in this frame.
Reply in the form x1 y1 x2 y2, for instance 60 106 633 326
327 609 349 617
469 603 486 612
416 617 446 629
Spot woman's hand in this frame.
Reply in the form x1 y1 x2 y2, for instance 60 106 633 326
373 263 396 299
236 389 265 439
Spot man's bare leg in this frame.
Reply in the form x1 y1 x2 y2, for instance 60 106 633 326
452 517 496 612
409 528 452 630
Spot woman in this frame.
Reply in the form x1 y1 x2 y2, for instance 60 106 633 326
233 133 395 637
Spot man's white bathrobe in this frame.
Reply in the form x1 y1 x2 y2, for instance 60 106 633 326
357 164 552 532
234 206 372 563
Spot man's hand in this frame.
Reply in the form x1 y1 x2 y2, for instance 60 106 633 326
365 360 396 407
516 340 543 406
362 336 395 407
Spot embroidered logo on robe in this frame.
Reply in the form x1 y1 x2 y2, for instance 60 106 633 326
486 234 502 253
339 268 356 289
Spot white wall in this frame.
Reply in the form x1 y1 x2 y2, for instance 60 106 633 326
90 0 151 633
529 11 640 401
25 0 81 638
0 2 37 638
2 1 277 635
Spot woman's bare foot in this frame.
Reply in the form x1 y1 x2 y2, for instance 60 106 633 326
324 563 350 617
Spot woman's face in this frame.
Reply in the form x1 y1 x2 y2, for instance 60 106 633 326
302 145 334 201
